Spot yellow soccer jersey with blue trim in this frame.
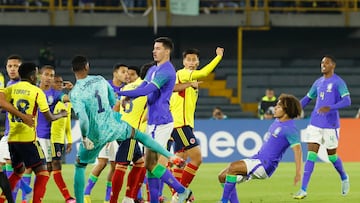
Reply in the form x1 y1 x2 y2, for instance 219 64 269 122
170 55 222 128
51 101 72 144
120 77 147 132
2 81 49 142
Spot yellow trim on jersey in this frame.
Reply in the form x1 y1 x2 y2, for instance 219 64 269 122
170 55 222 128
120 78 148 132
51 102 72 144
3 81 49 142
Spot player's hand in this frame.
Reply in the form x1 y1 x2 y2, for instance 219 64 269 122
82 136 94 150
58 109 68 118
121 97 131 109
191 81 203 89
169 155 186 168
66 143 72 153
216 47 225 57
294 173 301 185
317 106 330 114
21 114 35 127
63 81 74 90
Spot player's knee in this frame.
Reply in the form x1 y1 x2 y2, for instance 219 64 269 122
328 154 338 163
218 171 226 183
307 151 318 162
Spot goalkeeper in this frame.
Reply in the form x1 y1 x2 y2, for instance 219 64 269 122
69 55 188 203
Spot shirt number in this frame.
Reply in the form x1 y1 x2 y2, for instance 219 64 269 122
95 90 105 113
11 99 29 122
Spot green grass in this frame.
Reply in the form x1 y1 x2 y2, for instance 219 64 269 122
13 162 360 202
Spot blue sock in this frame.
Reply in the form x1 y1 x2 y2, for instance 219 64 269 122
147 171 160 203
74 163 86 203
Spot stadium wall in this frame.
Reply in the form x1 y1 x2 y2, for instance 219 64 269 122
66 118 360 164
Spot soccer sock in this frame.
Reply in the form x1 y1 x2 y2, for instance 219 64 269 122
173 168 183 182
53 170 71 200
151 164 185 194
181 163 199 188
0 171 14 203
105 181 112 201
5 163 13 177
84 173 98 195
20 173 32 200
221 175 237 203
33 170 50 203
220 182 239 203
126 165 146 199
110 164 127 203
301 151 317 191
158 180 164 197
328 154 347 180
134 130 173 158
74 163 86 203
147 171 160 203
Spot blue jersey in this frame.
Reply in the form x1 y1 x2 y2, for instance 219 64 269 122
37 87 64 139
70 75 132 147
144 61 176 125
306 74 350 128
252 119 300 177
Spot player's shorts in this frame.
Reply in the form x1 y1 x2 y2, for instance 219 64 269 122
38 138 52 162
8 141 45 169
303 125 339 149
115 138 143 165
98 140 118 161
171 126 200 153
237 158 268 183
0 135 10 162
146 122 173 148
52 143 65 161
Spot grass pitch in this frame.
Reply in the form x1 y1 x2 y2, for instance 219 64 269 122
14 162 360 202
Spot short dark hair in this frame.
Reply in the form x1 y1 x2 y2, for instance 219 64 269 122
72 55 88 72
113 63 128 72
182 48 200 59
323 55 336 64
19 62 37 79
7 54 22 61
128 65 140 76
40 65 55 74
277 93 302 119
140 61 155 79
154 37 174 52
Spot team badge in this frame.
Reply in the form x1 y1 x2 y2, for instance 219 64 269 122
57 151 62 157
48 95 54 105
327 83 333 93
190 138 196 144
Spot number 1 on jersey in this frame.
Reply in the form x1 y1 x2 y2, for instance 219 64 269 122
95 90 105 113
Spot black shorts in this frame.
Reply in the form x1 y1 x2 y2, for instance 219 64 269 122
171 126 199 153
52 143 65 160
115 138 143 165
9 141 45 169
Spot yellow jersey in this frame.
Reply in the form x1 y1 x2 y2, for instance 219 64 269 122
170 55 222 128
0 73 4 89
1 81 49 142
120 77 147 132
51 101 72 144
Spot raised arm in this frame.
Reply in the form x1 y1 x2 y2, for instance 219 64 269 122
190 47 224 80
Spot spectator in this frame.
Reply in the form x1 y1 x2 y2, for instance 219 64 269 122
263 106 274 120
258 88 277 120
211 106 228 120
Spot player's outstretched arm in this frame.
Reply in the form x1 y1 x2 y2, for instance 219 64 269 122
42 109 68 122
292 144 302 185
